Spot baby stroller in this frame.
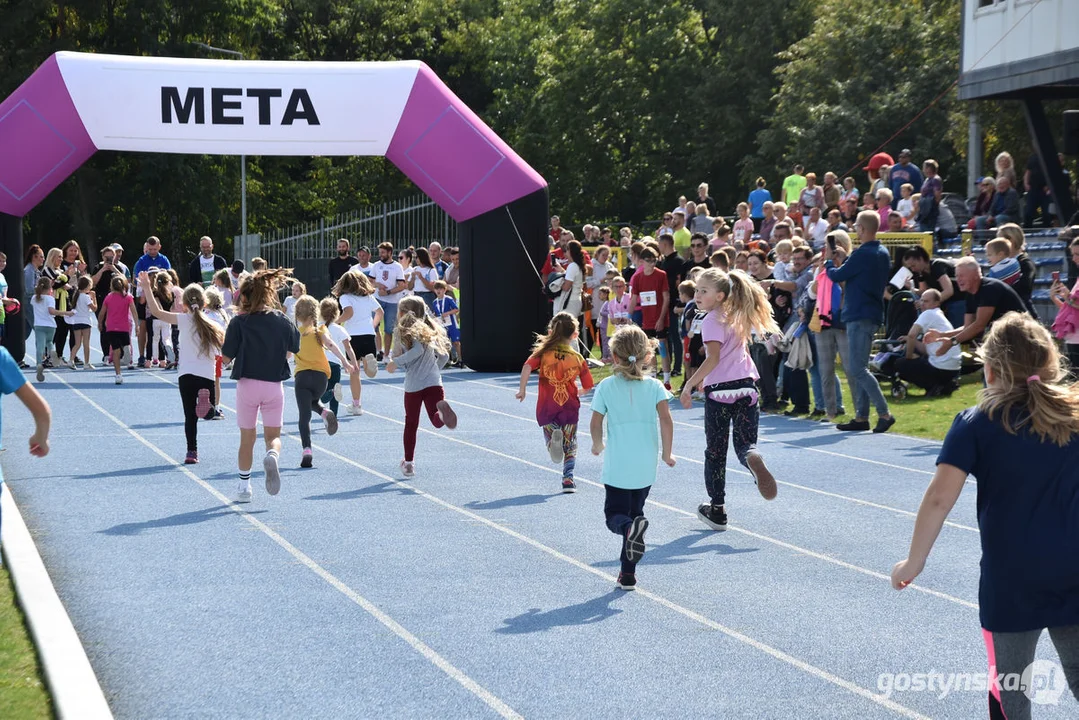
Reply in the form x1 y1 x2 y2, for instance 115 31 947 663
869 290 918 400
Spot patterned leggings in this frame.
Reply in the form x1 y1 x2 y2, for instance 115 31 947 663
704 395 759 507
542 422 578 479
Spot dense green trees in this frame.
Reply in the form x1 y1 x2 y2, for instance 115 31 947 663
0 0 1043 261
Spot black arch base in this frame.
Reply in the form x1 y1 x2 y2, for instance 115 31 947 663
0 213 24 363
458 188 550 372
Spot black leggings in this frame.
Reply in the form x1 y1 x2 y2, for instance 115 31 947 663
294 369 328 448
984 625 1079 719
704 389 759 506
178 374 215 452
604 485 651 574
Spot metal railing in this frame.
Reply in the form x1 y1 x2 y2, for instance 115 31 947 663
257 194 457 268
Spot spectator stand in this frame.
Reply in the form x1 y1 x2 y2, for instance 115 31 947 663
867 232 934 267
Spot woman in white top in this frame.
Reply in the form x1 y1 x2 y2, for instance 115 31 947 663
587 245 614 310
554 239 587 320
409 247 439 310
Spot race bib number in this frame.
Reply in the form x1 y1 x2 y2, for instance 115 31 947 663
640 290 657 307
690 316 704 335
439 315 451 326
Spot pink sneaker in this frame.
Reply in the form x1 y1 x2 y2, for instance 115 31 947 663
436 400 457 430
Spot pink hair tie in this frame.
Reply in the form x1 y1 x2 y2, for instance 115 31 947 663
1027 374 1041 385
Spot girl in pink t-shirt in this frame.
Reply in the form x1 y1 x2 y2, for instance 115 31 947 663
680 268 780 531
732 202 755 246
99 275 137 384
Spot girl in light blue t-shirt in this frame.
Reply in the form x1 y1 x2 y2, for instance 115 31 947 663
590 325 675 591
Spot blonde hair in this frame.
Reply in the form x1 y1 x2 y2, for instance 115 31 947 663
333 270 374 297
977 312 1079 446
213 268 233 290
291 280 307 296
181 284 225 358
737 202 749 213
530 312 580 360
319 296 341 325
775 239 793 255
985 238 1012 259
609 325 657 381
294 295 320 327
236 268 290 314
250 257 268 271
45 247 62 270
696 268 780 343
394 296 450 354
204 286 224 311
996 223 1025 254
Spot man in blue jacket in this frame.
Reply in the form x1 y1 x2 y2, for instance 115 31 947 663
824 211 896 433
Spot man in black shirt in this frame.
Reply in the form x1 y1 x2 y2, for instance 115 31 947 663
923 257 1027 354
902 246 966 328
685 233 711 271
328 238 360 287
89 245 124 359
658 234 686 376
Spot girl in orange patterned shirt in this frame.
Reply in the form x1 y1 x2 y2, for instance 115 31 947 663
516 312 595 492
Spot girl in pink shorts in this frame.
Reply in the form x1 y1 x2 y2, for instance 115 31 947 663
220 269 300 503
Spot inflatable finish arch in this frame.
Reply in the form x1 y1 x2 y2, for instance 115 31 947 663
0 52 551 371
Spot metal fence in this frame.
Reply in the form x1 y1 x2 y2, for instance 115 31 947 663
257 194 457 269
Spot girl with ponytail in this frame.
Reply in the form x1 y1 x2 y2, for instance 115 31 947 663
893 312 1079 719
139 273 226 464
681 268 780 532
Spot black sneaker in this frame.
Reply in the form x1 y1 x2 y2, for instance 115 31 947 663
697 503 727 531
376 351 384 362
625 517 649 563
137 356 146 368
836 419 871 432
42 358 54 369
561 478 576 493
616 572 637 591
873 416 896 434
783 408 808 416
809 409 826 418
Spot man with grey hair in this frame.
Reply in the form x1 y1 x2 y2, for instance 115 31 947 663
824 210 895 433
429 241 448 279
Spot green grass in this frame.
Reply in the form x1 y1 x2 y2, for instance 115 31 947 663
585 345 980 442
0 563 52 720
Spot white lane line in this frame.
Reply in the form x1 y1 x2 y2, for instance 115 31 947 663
414 389 978 534
49 371 523 720
460 377 940 477
356 396 978 612
138 369 933 716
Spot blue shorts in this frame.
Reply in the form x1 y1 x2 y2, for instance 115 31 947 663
378 299 398 334
446 324 460 343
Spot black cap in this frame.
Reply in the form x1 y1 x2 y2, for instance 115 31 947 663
357 246 371 255
231 259 245 274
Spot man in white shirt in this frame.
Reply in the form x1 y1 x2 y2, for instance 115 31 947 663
372 241 407 360
897 289 961 396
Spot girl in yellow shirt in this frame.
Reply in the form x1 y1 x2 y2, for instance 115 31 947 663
293 295 354 467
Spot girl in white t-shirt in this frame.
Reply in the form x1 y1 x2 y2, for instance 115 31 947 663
203 287 231 420
284 281 305 323
70 276 98 369
139 272 225 464
409 248 440 310
30 277 74 382
554 239 586 319
212 269 234 310
333 271 382 416
318 296 358 417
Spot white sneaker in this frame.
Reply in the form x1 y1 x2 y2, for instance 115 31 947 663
333 383 343 402
347 403 363 416
363 353 378 378
236 485 253 503
263 452 281 496
400 460 415 478
547 428 565 464
83 362 94 371
115 374 123 385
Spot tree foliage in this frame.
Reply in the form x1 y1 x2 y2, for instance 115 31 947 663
0 0 1043 260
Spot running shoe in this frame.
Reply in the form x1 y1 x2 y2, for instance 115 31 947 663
561 478 576 493
625 516 649 563
263 451 281 496
616 572 637 591
137 356 146 368
347 403 363 416
196 388 214 420
436 400 457 430
548 429 565 464
323 410 339 436
213 408 224 420
115 374 123 385
697 503 727 531
300 448 313 468
333 383 343 402
376 351 384 362
236 485 253 503
184 451 198 465
873 416 897 434
36 364 44 383
363 353 377 378
746 452 777 500
401 460 415 478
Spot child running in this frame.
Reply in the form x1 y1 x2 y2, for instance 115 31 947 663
293 295 354 468
516 311 595 493
432 280 462 367
30 277 74 383
98 275 137 384
590 325 675 590
681 268 779 531
203 287 230 420
284 281 304 323
139 272 224 464
333 271 381 416
892 312 1079 719
318 297 357 419
220 268 300 502
150 271 177 367
70 276 98 370
386 296 457 478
